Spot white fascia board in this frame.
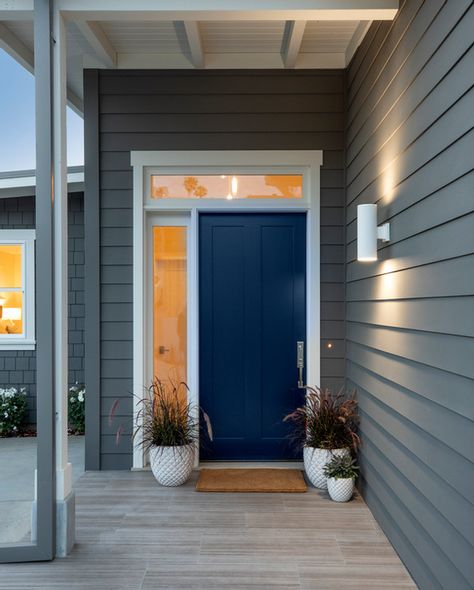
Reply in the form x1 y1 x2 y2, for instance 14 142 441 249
0 171 84 198
3 0 398 20
118 51 345 69
58 0 398 20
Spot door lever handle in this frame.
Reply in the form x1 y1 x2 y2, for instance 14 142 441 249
297 341 304 389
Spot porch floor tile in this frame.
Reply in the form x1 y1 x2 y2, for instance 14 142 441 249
1 470 417 589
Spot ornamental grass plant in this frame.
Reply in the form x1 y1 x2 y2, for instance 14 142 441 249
284 386 360 452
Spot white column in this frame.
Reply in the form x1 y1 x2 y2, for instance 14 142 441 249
52 2 73 528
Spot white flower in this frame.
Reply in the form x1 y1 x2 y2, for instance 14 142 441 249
78 391 84 403
70 397 75 403
13 426 17 431
4 412 8 418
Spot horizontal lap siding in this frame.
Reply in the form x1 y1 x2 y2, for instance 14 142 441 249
346 3 474 590
0 194 84 424
95 70 346 469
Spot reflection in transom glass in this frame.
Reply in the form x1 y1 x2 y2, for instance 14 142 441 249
151 174 303 200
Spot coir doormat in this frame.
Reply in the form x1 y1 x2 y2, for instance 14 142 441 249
195 468 307 493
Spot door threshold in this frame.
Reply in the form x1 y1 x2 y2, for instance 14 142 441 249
198 461 304 470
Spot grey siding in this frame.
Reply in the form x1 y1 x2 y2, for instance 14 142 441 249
91 69 346 470
346 2 474 590
0 193 84 423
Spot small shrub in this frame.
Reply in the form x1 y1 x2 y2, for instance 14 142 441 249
0 387 27 436
68 383 85 434
323 455 359 480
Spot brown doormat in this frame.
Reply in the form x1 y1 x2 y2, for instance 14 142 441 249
196 468 307 493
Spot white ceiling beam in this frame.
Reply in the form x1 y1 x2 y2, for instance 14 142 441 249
281 20 306 68
75 20 116 68
183 21 204 68
345 20 371 65
0 20 34 72
0 20 83 114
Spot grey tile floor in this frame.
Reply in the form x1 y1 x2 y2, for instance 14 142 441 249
0 468 417 589
0 435 84 544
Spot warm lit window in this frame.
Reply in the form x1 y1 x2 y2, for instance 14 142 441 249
151 174 303 200
0 230 35 350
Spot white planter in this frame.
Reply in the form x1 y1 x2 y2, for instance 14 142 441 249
149 444 195 486
327 477 355 502
303 447 350 489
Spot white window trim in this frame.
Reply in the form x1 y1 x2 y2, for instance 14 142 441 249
131 150 322 469
0 229 36 350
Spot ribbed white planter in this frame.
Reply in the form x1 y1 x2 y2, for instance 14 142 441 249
327 477 355 502
149 444 195 486
303 447 350 489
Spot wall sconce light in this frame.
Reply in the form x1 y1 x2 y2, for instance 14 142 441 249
357 204 390 261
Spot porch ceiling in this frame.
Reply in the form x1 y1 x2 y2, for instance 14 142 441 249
0 1 399 115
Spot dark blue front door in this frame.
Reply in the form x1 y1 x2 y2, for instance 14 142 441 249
199 213 306 460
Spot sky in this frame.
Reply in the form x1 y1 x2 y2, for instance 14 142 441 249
0 49 84 172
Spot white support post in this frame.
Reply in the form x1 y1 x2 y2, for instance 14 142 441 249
52 4 74 556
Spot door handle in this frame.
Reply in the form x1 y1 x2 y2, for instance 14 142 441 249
158 345 170 355
297 341 304 389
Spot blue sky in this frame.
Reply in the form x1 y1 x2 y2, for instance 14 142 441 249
0 49 84 172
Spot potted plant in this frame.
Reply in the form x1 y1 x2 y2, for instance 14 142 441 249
284 387 359 489
129 379 211 487
323 455 359 502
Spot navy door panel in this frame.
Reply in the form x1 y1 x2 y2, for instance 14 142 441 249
199 213 306 460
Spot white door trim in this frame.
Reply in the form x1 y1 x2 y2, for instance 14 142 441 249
131 150 322 469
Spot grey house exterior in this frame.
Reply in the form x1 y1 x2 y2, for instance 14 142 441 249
80 4 474 589
345 4 474 589
0 189 85 422
0 0 472 587
84 68 347 469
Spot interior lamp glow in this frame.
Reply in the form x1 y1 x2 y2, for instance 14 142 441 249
357 204 390 261
2 307 22 321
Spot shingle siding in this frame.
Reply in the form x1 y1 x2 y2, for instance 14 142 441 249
346 3 474 589
0 193 85 423
89 69 347 470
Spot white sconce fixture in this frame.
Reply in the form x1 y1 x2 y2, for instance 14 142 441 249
357 204 390 261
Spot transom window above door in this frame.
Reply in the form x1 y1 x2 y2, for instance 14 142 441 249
150 174 303 200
